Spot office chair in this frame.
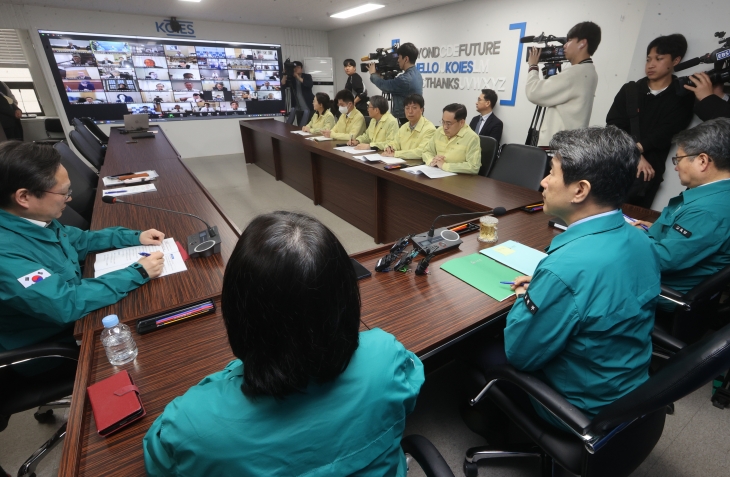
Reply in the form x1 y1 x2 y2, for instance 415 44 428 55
32 118 65 146
477 136 499 177
401 435 455 477
79 117 109 145
487 144 548 191
460 321 730 477
69 130 104 170
72 118 106 154
364 116 372 128
0 125 7 143
0 342 79 477
53 141 97 223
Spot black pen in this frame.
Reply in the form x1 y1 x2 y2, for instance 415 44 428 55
109 172 134 178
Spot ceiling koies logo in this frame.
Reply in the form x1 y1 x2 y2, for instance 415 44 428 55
155 19 196 38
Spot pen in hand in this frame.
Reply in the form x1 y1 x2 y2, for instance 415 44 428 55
139 252 150 257
500 281 515 285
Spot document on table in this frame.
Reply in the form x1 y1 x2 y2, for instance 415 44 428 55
403 165 457 179
480 240 547 275
102 170 159 186
333 146 371 155
101 184 157 198
291 131 311 136
306 136 333 142
440 253 517 301
94 238 187 278
362 154 406 165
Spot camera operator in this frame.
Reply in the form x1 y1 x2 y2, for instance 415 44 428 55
368 42 423 122
525 22 601 146
684 72 730 120
282 61 314 126
606 34 695 208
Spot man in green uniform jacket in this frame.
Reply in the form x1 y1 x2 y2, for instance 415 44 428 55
348 95 399 150
0 141 166 352
423 103 481 174
470 126 660 436
632 118 730 312
382 94 436 160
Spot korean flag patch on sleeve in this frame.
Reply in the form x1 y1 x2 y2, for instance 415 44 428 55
17 269 51 289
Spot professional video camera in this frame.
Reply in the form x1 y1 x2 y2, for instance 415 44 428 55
676 31 730 95
521 33 568 79
360 44 401 80
283 58 296 77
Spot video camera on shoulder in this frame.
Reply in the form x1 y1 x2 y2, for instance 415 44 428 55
676 31 730 95
521 33 568 79
360 44 401 80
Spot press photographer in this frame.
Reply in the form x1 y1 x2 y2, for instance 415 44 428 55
524 22 601 146
367 42 423 122
281 60 314 126
678 31 730 120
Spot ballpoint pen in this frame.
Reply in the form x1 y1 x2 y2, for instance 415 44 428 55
139 252 150 257
500 281 515 285
105 190 127 194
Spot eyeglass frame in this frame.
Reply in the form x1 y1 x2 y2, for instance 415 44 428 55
440 119 463 128
43 188 73 200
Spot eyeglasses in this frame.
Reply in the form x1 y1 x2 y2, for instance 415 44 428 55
671 154 702 166
440 120 461 128
44 189 72 200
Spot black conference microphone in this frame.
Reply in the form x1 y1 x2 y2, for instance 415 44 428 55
102 196 221 258
413 207 507 255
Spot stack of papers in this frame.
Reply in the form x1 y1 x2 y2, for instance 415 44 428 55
362 154 406 165
333 146 371 155
102 184 157 198
102 170 158 187
480 240 547 275
291 131 311 136
94 238 187 278
403 165 457 179
306 136 333 142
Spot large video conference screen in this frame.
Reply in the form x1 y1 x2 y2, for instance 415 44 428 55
39 30 285 124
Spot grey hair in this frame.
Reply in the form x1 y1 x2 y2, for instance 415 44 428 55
550 126 640 208
673 118 730 171
368 95 389 115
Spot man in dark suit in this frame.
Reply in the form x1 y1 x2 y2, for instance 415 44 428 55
281 61 314 126
469 89 503 143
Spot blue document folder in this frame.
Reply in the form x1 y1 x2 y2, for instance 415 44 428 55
479 240 547 275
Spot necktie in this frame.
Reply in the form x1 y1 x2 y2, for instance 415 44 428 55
476 117 485 133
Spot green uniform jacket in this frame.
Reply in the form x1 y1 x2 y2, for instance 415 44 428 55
0 209 149 351
647 179 730 299
422 123 482 174
305 109 336 134
504 212 660 426
356 111 399 149
144 328 424 477
330 108 366 141
387 116 437 160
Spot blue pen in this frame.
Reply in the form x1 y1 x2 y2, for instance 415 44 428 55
500 281 515 285
139 252 150 257
105 190 127 195
623 213 649 231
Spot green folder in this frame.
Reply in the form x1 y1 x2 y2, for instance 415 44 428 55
440 253 519 301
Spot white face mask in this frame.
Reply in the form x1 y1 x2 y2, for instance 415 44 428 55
338 105 349 115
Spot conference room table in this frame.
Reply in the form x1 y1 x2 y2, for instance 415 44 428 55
58 122 659 476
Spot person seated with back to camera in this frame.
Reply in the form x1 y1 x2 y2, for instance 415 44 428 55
422 103 482 174
302 92 336 134
464 126 660 442
322 89 366 140
348 95 399 150
143 211 424 476
382 94 437 159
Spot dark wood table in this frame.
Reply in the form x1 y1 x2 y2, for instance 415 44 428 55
239 119 544 243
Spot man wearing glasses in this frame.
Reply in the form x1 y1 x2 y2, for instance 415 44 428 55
422 103 482 174
631 119 730 311
0 141 166 355
347 95 399 150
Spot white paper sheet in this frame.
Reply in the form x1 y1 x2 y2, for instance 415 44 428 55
94 238 187 278
402 165 457 179
291 131 311 136
101 183 157 198
306 136 333 142
362 154 406 165
332 146 371 155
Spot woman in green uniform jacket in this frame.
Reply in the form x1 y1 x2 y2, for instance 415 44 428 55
144 211 424 476
302 92 336 135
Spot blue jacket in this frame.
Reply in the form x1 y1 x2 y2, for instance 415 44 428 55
370 66 423 119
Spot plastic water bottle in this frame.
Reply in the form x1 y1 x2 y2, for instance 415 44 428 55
101 315 138 365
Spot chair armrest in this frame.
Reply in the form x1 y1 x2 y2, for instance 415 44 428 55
0 342 79 367
474 364 592 438
659 284 690 309
651 326 686 354
401 435 455 477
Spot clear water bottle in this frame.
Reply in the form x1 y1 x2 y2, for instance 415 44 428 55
101 314 138 365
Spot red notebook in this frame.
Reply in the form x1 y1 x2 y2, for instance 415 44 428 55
87 370 146 436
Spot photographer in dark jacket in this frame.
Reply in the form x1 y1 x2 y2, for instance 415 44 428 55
606 34 694 208
343 59 368 117
684 71 730 120
282 61 314 126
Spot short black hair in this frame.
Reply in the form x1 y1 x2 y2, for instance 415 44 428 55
480 89 498 109
397 42 419 64
369 95 389 115
550 126 639 208
334 89 355 104
404 94 424 109
314 92 331 112
443 103 468 122
673 118 730 171
221 211 361 399
0 141 61 208
646 33 687 60
292 61 303 68
230 101 239 106
343 58 356 67
566 21 601 56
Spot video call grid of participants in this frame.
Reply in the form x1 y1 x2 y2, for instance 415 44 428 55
51 38 281 112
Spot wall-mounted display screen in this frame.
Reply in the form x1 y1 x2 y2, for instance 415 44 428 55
39 30 286 123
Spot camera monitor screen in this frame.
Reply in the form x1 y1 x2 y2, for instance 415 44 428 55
41 31 286 123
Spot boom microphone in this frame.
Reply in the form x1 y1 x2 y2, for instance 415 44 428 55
102 196 221 258
520 36 537 43
675 56 703 72
412 207 507 255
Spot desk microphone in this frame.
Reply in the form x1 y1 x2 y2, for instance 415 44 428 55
413 207 507 255
101 196 221 258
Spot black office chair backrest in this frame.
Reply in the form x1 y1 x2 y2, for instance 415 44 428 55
488 143 548 191
364 116 372 128
54 141 97 222
58 203 90 230
669 263 730 343
477 136 498 177
0 125 7 143
44 118 64 135
72 117 105 150
80 117 109 145
589 322 730 435
69 130 104 170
